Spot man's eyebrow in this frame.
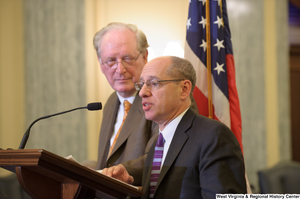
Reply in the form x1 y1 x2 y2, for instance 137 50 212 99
103 56 116 60
148 75 160 80
103 54 134 59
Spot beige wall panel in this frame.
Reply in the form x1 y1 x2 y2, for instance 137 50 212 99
0 0 24 177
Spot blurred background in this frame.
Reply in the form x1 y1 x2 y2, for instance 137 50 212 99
0 0 299 194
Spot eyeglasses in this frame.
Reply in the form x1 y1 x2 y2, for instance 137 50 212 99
134 79 185 91
101 52 141 70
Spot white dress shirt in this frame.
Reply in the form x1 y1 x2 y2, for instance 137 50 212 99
109 91 137 148
160 108 189 167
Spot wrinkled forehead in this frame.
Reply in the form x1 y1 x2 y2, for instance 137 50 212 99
100 29 138 54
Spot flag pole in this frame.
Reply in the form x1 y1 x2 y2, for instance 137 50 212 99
206 0 213 118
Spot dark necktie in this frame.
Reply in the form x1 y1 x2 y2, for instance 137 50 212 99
149 133 164 198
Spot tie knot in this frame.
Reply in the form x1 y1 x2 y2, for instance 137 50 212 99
156 133 164 147
124 100 131 113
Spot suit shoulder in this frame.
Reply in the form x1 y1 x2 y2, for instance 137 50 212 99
103 92 118 108
106 92 118 102
195 114 230 129
190 114 235 141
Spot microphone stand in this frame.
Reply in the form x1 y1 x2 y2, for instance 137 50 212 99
18 102 102 150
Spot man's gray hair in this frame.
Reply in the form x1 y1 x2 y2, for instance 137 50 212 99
167 56 196 98
93 22 149 58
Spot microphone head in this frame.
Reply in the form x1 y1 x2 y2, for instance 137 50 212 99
87 102 102 111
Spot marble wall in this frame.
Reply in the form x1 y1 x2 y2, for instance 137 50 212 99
23 0 87 161
275 0 291 161
228 0 267 189
228 0 290 191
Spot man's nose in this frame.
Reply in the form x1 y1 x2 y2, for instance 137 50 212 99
115 61 126 74
139 83 151 98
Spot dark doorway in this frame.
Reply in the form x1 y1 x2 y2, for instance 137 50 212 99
289 0 300 162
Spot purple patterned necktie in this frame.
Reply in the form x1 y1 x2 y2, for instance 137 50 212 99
149 133 164 198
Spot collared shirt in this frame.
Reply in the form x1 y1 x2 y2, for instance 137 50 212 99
109 91 137 148
160 107 189 167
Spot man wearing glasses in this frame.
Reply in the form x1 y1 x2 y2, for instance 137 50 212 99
102 56 247 198
92 22 158 185
93 22 198 186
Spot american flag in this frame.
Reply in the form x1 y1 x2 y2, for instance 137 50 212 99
184 0 243 153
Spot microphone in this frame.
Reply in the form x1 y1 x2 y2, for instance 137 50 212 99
18 102 102 149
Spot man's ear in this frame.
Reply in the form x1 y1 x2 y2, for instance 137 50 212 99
98 57 104 73
142 50 148 64
180 80 192 100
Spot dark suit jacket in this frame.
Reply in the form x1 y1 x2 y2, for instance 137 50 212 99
96 92 158 185
142 108 247 199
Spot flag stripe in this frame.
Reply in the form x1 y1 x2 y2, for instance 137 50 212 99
227 54 243 153
185 0 243 152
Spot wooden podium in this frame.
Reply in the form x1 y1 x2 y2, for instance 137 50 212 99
0 149 143 199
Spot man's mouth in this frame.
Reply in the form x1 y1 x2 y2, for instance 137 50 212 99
142 102 152 110
116 78 129 81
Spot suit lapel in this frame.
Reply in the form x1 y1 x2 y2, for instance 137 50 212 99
97 93 120 168
142 141 157 198
106 94 120 141
108 95 143 157
155 109 196 192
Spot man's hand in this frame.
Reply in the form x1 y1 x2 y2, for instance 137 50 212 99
102 164 134 184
